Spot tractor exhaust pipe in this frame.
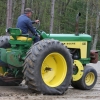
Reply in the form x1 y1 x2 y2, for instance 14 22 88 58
75 12 81 36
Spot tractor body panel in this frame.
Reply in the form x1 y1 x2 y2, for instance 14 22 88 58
46 33 92 64
7 50 23 67
0 48 7 62
48 34 91 41
0 48 23 67
0 28 33 67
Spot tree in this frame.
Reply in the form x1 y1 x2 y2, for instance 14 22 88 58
85 0 89 34
92 0 100 50
6 0 13 30
89 0 94 36
49 0 55 33
21 0 25 14
66 0 71 7
12 0 17 26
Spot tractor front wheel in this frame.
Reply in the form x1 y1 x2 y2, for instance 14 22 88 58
23 39 73 95
71 65 97 90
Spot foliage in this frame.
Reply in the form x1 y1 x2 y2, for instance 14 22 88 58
0 0 99 37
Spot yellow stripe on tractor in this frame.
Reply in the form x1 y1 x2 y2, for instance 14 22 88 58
62 41 87 58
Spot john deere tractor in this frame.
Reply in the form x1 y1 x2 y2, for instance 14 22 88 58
0 16 98 94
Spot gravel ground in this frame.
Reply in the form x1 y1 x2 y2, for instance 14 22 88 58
0 62 100 100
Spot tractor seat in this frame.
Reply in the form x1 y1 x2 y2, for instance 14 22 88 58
10 36 32 41
8 28 32 41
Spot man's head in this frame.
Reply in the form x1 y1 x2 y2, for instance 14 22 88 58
24 8 33 17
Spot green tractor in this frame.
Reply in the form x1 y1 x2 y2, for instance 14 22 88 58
0 16 98 95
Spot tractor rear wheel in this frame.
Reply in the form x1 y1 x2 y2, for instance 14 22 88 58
23 39 73 95
0 36 10 48
71 65 97 90
0 36 22 86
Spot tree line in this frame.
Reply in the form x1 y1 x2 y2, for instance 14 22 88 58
0 0 100 49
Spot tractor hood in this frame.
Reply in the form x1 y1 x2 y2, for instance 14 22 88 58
48 34 92 41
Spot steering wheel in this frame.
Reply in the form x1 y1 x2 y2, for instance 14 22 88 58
36 22 40 30
32 21 40 30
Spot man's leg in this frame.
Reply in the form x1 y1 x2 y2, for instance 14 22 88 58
28 34 40 43
34 36 40 43
28 34 33 38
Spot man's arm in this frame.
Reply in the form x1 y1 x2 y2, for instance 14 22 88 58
31 20 40 24
27 19 37 35
31 21 35 24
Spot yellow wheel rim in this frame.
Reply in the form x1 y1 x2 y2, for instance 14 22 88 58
85 72 95 86
73 60 84 81
0 66 4 76
41 53 67 87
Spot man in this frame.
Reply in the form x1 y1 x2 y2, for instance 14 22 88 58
16 8 40 43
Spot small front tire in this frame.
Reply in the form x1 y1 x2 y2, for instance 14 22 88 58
71 65 97 90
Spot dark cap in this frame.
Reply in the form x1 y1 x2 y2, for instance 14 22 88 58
24 8 34 14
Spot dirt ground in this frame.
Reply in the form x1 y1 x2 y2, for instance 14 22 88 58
0 62 100 100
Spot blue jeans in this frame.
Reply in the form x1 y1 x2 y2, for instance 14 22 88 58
28 34 40 43
34 36 40 43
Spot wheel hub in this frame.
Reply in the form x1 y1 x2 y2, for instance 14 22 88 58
85 72 95 86
73 60 84 81
44 67 52 71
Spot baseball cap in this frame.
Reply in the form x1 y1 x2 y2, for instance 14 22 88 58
24 8 34 14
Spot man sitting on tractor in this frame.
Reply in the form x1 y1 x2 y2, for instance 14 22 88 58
16 8 40 43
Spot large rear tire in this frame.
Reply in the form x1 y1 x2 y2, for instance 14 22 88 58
71 65 97 90
23 39 73 95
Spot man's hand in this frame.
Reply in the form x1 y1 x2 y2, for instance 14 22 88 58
35 33 40 37
35 20 40 24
